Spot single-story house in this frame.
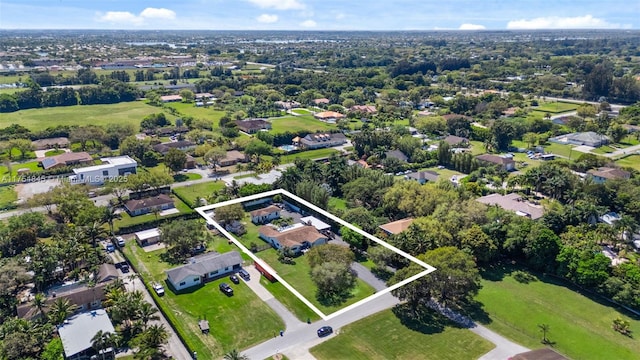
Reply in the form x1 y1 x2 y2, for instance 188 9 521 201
313 98 330 105
349 105 377 114
355 159 370 168
295 133 347 150
185 154 197 169
587 167 631 184
69 156 137 185
250 205 281 224
160 94 182 102
219 150 248 167
442 114 472 122
259 224 328 254
379 218 415 236
405 170 439 184
502 107 520 117
300 216 332 232
165 251 243 291
476 193 545 220
135 228 161 247
124 194 175 216
32 137 70 150
599 212 621 226
443 135 469 147
235 119 271 134
476 154 516 171
41 151 93 170
314 111 345 121
152 140 196 154
385 149 408 162
274 100 301 109
58 309 116 360
195 92 214 100
153 126 190 137
549 131 609 147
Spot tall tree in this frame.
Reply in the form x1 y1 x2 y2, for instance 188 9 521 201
164 148 187 174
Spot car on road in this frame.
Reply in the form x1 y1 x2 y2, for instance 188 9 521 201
229 274 240 284
317 326 333 337
115 236 126 247
105 243 115 253
116 261 130 273
238 269 250 280
219 282 233 296
151 282 165 296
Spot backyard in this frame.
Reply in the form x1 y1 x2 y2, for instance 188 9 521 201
616 155 640 171
0 101 175 131
122 237 284 359
0 186 17 209
310 308 494 360
473 266 640 360
114 195 193 230
172 180 226 207
281 148 339 163
534 101 580 113
269 115 336 133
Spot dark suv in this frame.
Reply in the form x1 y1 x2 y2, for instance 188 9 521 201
238 269 250 280
317 326 333 337
219 282 233 296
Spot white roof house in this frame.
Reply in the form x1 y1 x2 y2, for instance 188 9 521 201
136 228 160 241
58 309 115 359
300 216 332 231
70 155 137 185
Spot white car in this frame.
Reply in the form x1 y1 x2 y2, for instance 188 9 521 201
151 282 165 296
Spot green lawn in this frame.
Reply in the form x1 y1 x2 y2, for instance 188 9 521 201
618 135 640 147
173 172 202 182
281 148 339 163
0 186 17 209
259 276 321 322
591 145 616 154
165 102 225 127
310 309 494 360
474 266 640 360
534 102 580 113
172 181 226 207
616 155 640 171
44 149 65 157
0 161 43 181
421 166 466 178
469 140 487 156
0 102 175 131
291 108 312 115
269 115 336 133
543 142 576 159
328 197 347 211
122 239 284 359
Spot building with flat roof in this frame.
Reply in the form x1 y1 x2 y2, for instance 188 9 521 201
476 193 545 220
549 131 609 147
300 216 332 231
58 309 115 360
69 156 137 185
135 228 161 247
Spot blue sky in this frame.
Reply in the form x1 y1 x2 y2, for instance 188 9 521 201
1 0 638 30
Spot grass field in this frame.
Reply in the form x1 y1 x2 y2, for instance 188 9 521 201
591 145 616 154
291 108 312 115
474 266 640 360
543 142 576 159
281 148 339 163
0 161 42 180
165 102 226 127
534 102 580 113
469 140 488 155
310 309 494 360
616 155 640 171
122 238 284 359
0 186 17 209
172 181 226 207
328 197 347 211
270 115 335 133
0 102 174 131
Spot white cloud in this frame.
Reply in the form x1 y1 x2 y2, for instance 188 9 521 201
246 0 305 10
507 15 630 29
256 14 278 23
459 23 486 30
300 19 317 28
335 12 345 20
140 8 176 20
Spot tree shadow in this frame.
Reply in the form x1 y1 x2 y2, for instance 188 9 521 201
316 290 354 307
460 300 492 326
480 262 518 282
371 267 393 282
173 174 189 182
391 303 450 335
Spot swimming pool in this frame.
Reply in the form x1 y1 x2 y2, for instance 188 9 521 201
279 145 297 152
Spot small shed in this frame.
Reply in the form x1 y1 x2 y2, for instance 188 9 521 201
198 319 209 334
17 168 30 175
135 228 161 247
300 216 332 231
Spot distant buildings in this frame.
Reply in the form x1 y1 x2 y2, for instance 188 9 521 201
235 119 271 134
314 111 345 121
124 194 175 216
385 149 408 162
379 218 415 236
476 154 516 171
31 137 70 150
405 170 439 184
153 140 196 154
476 193 545 220
549 131 609 147
219 150 248 167
587 167 631 184
442 135 469 147
349 105 377 114
160 94 182 103
313 98 330 105
294 133 347 149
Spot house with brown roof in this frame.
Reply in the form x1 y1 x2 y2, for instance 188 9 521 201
219 150 248 167
152 140 196 155
124 194 175 216
349 105 377 114
443 135 469 146
314 111 345 121
17 263 118 319
250 205 281 224
40 152 94 170
313 98 330 105
259 223 328 254
235 119 271 134
476 193 545 220
160 94 182 102
31 137 70 150
587 167 631 184
502 107 520 117
476 154 516 171
379 218 415 236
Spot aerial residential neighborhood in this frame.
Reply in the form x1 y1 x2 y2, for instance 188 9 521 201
1 2 640 360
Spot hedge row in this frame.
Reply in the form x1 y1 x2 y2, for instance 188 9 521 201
115 212 201 235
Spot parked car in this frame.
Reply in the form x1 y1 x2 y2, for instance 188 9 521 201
115 236 126 247
238 269 250 280
151 282 165 296
116 262 130 273
219 282 233 296
105 243 115 253
317 326 333 337
230 274 240 284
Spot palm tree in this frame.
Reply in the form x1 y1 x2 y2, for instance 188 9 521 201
538 323 550 344
92 330 108 360
135 302 159 329
104 205 121 236
48 298 78 325
152 207 160 221
133 324 169 359
224 349 249 360
31 293 47 320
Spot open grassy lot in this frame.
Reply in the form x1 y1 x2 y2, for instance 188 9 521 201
281 148 339 163
328 197 347 211
165 102 226 127
542 142 576 159
259 276 321 322
0 161 42 178
291 108 312 115
619 135 640 147
474 266 640 360
534 101 580 113
310 308 494 360
616 155 640 171
591 145 616 154
269 115 336 133
172 181 226 207
0 102 174 131
122 238 284 359
0 186 17 209
469 140 488 155
421 166 465 179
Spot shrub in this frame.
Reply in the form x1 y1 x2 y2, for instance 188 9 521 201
513 270 537 283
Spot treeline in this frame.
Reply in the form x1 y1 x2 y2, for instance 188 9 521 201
0 80 140 113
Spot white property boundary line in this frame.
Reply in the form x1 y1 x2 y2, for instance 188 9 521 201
195 189 436 321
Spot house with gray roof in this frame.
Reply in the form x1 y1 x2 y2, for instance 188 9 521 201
58 309 115 360
405 170 439 184
549 131 610 147
165 251 242 291
294 132 347 149
385 149 408 162
476 193 545 220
